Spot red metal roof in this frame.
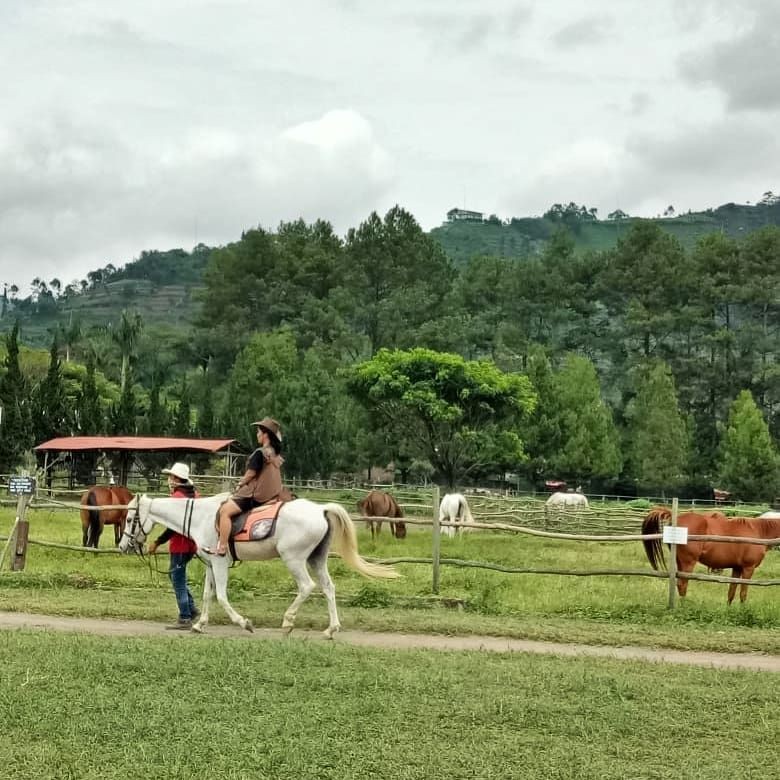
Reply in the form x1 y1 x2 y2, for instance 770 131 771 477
35 436 236 453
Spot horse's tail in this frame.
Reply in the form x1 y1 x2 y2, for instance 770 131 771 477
642 507 671 571
84 490 101 548
322 503 400 579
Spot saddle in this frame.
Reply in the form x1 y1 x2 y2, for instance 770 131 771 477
229 501 285 544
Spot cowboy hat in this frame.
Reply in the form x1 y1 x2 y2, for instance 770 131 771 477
161 462 193 484
251 417 282 444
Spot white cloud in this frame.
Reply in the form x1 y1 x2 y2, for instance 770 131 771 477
0 109 394 284
678 3 780 112
0 0 778 287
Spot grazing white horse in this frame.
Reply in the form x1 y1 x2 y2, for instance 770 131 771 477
545 491 589 521
438 492 475 538
119 494 398 638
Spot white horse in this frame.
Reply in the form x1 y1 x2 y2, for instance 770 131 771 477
438 492 475 538
119 494 398 638
545 491 589 521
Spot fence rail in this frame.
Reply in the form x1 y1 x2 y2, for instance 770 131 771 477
2 482 779 610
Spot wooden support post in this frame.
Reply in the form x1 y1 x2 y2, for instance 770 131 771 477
431 485 441 594
1 494 31 571
667 497 679 611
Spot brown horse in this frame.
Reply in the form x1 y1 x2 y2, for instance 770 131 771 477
356 490 407 540
642 507 780 604
80 485 134 548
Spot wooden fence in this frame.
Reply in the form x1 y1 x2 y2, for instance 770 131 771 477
1 482 779 611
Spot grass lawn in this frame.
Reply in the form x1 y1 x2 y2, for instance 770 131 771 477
0 630 776 780
1 503 779 654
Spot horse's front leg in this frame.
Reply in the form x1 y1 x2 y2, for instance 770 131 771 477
211 559 254 633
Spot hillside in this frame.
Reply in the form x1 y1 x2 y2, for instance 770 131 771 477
2 248 210 347
4 199 780 346
431 200 780 265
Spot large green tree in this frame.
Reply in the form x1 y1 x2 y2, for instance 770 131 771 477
342 207 455 355
718 390 779 502
624 361 689 493
223 330 348 478
347 347 537 486
548 354 622 483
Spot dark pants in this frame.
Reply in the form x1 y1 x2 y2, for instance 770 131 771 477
169 552 197 620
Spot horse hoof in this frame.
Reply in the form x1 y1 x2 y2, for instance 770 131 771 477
282 624 294 636
243 619 254 633
191 623 204 634
323 626 340 640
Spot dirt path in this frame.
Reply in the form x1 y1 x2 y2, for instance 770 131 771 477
2 610 779 672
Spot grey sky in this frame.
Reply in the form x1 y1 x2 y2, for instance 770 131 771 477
1 0 777 288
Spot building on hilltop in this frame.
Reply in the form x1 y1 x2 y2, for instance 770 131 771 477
447 208 484 223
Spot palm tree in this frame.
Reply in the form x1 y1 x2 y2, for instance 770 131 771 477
110 310 143 391
59 314 82 362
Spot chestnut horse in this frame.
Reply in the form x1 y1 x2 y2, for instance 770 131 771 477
356 490 407 539
80 485 134 548
642 507 780 604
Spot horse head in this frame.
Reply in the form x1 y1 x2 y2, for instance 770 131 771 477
118 494 154 554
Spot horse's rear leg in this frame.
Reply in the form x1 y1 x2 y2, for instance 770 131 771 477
192 565 215 634
309 553 340 639
736 566 755 604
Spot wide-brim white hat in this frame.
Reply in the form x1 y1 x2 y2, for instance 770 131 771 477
161 462 193 484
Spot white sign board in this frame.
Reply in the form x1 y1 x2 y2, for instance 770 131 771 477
662 525 688 545
8 476 36 495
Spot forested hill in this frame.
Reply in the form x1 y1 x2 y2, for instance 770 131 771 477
0 204 778 498
430 199 780 266
4 197 780 347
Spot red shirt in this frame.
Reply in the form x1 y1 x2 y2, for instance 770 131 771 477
154 485 199 553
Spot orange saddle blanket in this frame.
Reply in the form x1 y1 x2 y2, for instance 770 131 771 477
230 501 284 543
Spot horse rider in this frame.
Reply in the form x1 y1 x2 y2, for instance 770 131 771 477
205 417 284 556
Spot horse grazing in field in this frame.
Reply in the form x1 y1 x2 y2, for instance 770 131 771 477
545 491 588 523
356 490 406 539
119 494 399 638
642 507 780 604
439 493 475 538
80 485 134 548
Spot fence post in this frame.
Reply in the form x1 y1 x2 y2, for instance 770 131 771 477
431 485 441 594
667 497 679 610
1 494 31 571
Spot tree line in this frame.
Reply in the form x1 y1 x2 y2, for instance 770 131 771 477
0 205 779 500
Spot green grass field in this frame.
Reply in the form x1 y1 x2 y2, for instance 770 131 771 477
1 501 779 654
1 629 777 779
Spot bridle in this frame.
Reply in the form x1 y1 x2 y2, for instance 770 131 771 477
121 496 156 555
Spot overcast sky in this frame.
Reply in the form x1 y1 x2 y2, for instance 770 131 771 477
1 0 778 288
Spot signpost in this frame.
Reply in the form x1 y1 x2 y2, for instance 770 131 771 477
665 497 681 610
1 475 36 571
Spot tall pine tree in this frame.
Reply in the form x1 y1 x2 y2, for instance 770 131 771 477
0 322 33 471
625 360 689 494
718 390 779 501
32 336 72 444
